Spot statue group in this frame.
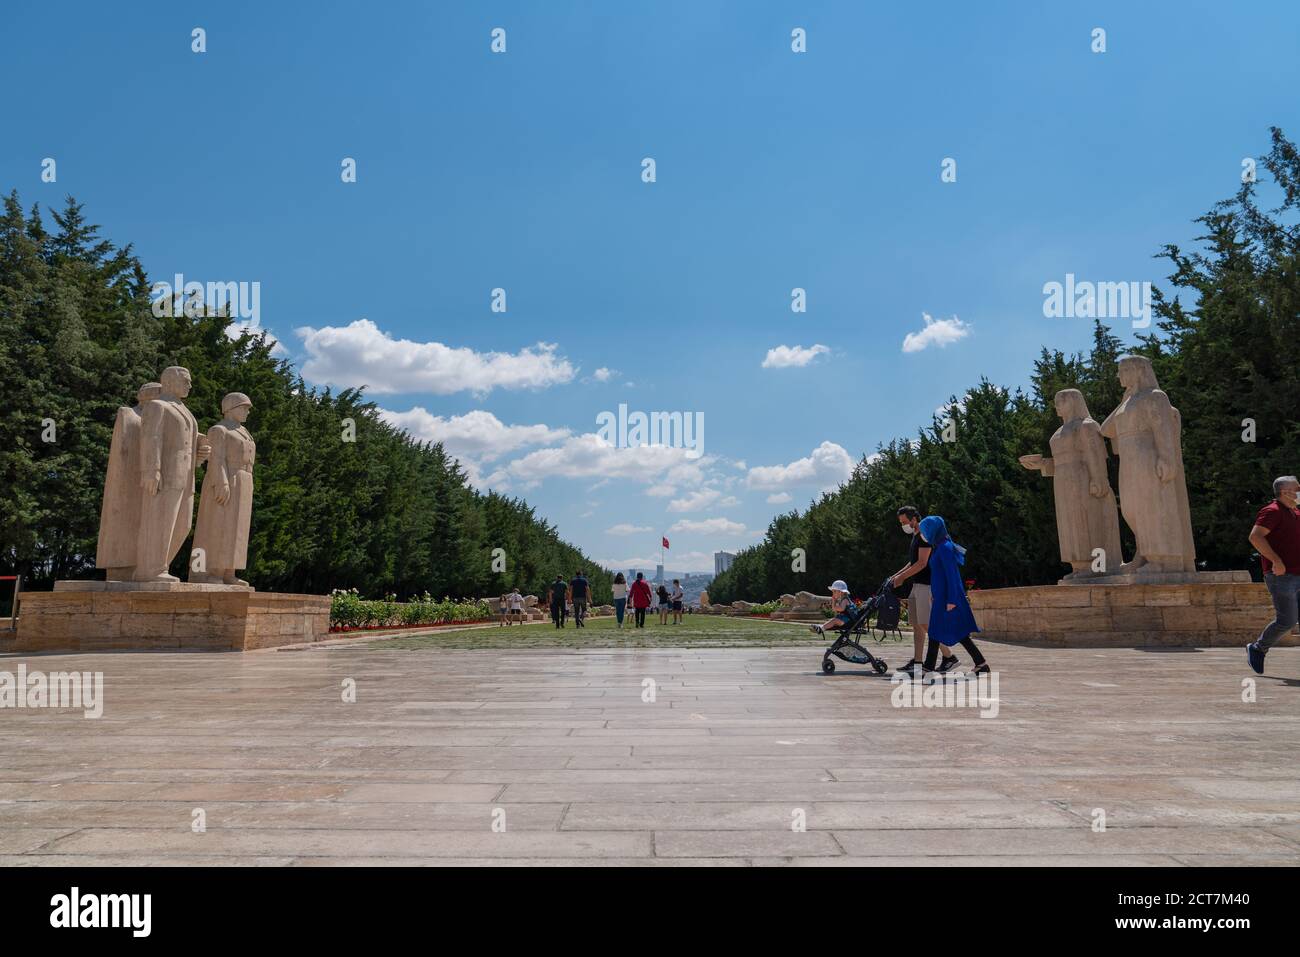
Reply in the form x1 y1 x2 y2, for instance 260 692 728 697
1021 355 1197 582
95 366 256 587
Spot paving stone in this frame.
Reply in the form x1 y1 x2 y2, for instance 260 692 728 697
0 644 1295 865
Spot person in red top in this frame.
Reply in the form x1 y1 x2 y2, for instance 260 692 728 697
628 572 653 629
1247 475 1300 674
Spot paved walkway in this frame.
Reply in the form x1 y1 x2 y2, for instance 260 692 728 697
2 644 1297 865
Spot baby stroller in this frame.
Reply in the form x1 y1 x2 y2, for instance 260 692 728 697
819 580 899 675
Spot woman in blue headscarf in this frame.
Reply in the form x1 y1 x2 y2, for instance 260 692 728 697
918 515 990 675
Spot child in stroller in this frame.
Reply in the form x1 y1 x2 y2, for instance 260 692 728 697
813 580 893 675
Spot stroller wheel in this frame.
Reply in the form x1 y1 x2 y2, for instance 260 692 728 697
872 658 889 675
822 658 835 674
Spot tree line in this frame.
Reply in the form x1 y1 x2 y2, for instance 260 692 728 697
0 193 611 602
708 127 1299 604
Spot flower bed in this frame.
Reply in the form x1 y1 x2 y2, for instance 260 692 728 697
329 589 494 631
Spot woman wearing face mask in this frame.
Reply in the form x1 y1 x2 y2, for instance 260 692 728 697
917 515 990 676
890 506 956 677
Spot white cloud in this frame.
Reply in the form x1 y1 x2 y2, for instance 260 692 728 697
645 484 676 498
598 551 717 573
766 492 792 505
295 319 576 395
607 523 653 535
504 435 704 485
669 517 746 535
902 313 971 353
592 367 615 382
667 488 722 513
762 343 830 369
746 441 854 492
379 408 569 460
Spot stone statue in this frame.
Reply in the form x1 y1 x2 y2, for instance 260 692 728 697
1020 389 1123 581
134 366 208 582
1099 355 1196 575
96 381 163 580
791 591 831 610
190 393 256 586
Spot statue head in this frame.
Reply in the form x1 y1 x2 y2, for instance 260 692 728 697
1053 388 1091 423
137 382 163 404
160 366 192 398
1117 355 1159 393
221 392 252 423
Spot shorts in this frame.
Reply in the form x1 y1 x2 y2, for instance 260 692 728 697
907 583 931 629
672 600 682 611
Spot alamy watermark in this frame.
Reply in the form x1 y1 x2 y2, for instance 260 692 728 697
1042 273 1152 329
150 273 261 328
890 671 999 718
0 665 103 718
596 403 704 457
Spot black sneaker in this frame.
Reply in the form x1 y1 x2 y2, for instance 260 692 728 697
937 655 962 674
897 659 920 676
1247 642 1266 675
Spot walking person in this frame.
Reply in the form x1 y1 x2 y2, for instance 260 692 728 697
548 575 567 629
656 581 671 625
916 515 990 676
1247 476 1300 674
890 506 955 676
630 572 652 628
611 572 628 628
508 586 524 625
671 579 685 624
570 569 590 628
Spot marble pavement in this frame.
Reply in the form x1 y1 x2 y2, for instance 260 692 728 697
1 643 1297 866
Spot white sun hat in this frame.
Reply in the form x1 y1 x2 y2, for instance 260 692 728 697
828 580 849 593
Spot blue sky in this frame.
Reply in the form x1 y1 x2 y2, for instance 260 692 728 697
4 1 1297 572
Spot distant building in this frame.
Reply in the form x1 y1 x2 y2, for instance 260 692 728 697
655 564 664 584
714 551 735 575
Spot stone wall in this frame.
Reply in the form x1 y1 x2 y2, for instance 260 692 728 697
968 581 1297 648
9 589 330 653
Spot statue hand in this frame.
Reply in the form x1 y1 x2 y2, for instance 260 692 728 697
215 482 230 505
1156 459 1172 482
197 441 211 463
1018 454 1042 471
142 471 161 495
1089 481 1102 497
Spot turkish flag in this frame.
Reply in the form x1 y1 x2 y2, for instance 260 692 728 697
662 537 670 550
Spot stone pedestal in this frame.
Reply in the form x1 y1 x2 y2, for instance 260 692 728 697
968 580 1297 648
9 582 330 653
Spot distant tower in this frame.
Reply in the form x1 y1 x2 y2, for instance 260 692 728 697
655 563 664 584
714 551 735 576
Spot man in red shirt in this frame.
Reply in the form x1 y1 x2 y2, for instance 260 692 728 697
1247 475 1300 674
629 572 652 629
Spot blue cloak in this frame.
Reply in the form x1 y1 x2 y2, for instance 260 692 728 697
920 515 980 646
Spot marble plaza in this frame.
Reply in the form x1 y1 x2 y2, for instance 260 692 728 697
1 638 1297 866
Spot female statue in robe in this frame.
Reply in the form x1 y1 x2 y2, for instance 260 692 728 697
190 393 256 586
1099 355 1196 574
1020 389 1123 580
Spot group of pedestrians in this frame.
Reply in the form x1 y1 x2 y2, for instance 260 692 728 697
546 570 590 628
609 572 684 628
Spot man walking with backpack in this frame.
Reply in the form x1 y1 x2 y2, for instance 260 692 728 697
570 570 590 627
549 575 568 629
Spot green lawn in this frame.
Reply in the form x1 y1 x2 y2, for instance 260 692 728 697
364 613 913 650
